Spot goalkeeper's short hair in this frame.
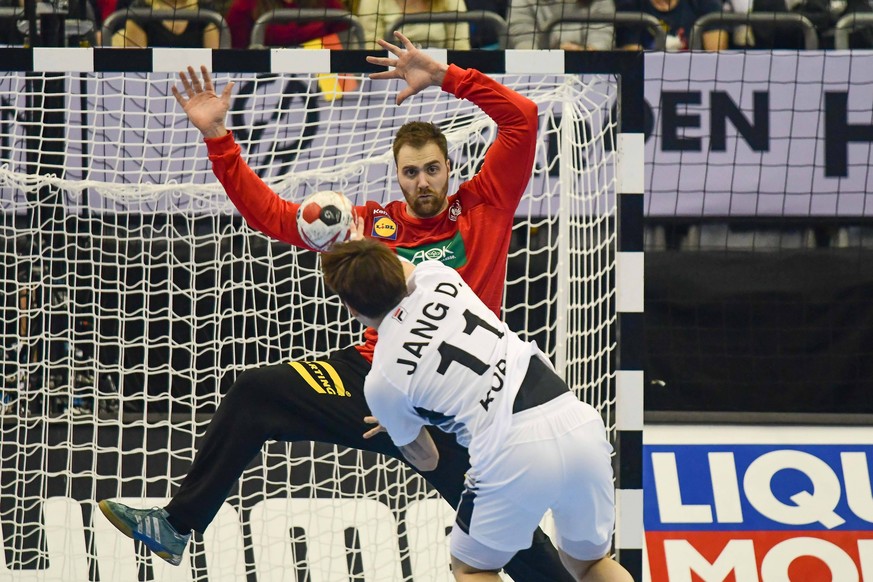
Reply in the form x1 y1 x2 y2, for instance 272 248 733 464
392 122 448 163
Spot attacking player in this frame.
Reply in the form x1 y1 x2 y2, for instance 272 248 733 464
98 32 575 581
320 238 633 582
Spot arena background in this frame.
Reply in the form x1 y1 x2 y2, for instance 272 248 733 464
1 3 873 579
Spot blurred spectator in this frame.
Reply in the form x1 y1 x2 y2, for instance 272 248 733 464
98 0 125 23
111 0 220 46
0 0 99 45
0 0 25 45
356 0 471 49
829 0 872 47
464 0 507 48
728 0 807 48
226 0 350 48
507 0 615 49
616 0 728 49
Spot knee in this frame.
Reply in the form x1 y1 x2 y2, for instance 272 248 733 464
450 555 499 581
223 365 283 406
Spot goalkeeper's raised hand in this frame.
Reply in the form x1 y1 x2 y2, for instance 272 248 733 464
366 31 449 106
172 65 234 140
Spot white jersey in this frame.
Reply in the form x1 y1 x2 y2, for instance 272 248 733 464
365 260 542 469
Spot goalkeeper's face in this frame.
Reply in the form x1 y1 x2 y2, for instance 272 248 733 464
396 142 450 219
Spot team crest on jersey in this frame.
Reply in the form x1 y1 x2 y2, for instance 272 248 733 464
392 307 406 322
372 216 398 240
448 200 462 222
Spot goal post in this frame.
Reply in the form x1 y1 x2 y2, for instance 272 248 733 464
0 48 644 581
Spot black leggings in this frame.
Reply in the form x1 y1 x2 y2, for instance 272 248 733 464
165 347 574 582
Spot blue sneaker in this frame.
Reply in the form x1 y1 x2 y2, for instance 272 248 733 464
98 500 191 566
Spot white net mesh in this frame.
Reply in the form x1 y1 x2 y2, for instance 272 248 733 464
0 70 619 581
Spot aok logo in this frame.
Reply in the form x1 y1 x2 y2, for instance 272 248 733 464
6 497 459 581
414 246 454 262
396 233 468 270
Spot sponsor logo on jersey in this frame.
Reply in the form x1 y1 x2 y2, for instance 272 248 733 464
373 208 389 216
448 200 462 222
289 361 349 397
392 307 406 322
372 216 398 240
395 232 468 269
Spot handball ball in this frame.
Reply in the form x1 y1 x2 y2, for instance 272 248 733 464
296 190 355 251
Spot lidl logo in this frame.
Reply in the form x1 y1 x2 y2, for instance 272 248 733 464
372 216 398 240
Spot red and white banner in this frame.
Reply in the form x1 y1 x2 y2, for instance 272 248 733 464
644 425 873 581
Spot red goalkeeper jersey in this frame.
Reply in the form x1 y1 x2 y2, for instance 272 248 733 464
206 65 538 362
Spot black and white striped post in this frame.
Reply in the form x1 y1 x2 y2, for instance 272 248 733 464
610 51 646 581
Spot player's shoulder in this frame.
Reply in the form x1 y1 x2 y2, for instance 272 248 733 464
407 261 465 296
411 259 460 280
366 346 409 398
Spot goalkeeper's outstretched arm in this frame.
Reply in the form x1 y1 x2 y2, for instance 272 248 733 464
171 65 233 140
365 31 448 105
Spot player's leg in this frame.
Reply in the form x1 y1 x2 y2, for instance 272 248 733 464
99 349 381 564
555 552 635 582
445 430 566 582
550 401 633 582
102 347 574 579
163 349 385 533
321 349 575 582
450 552 507 581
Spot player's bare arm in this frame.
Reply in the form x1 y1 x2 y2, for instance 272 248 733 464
172 65 234 139
366 31 449 105
362 415 386 439
363 417 438 471
399 427 439 472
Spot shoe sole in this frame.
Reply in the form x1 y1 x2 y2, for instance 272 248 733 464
97 500 181 566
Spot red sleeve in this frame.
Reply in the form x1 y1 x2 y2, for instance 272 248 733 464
441 65 539 212
207 132 365 251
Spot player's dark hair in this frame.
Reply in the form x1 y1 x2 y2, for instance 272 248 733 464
321 239 407 318
393 122 448 163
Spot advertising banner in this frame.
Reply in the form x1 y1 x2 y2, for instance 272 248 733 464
644 425 873 582
3 51 872 217
644 51 873 217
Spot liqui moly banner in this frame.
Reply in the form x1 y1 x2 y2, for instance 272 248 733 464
644 425 873 582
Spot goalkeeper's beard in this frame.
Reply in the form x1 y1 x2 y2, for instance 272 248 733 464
402 185 449 219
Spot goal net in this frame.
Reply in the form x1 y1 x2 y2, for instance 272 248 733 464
0 61 624 581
